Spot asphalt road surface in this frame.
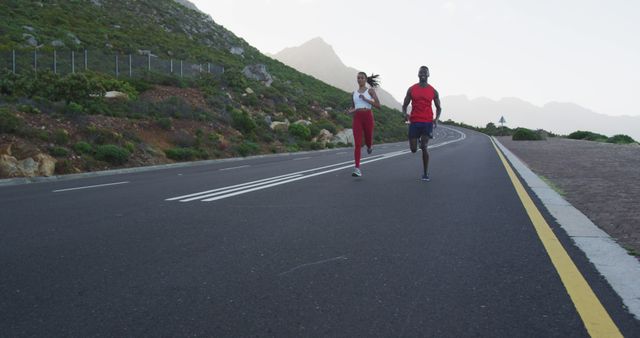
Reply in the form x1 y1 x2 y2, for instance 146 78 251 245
1 126 639 337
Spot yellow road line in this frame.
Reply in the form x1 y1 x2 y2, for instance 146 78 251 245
490 138 622 338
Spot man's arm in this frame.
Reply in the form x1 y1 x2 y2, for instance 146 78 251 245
402 87 412 121
433 89 442 125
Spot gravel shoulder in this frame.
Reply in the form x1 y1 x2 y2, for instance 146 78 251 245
497 136 640 257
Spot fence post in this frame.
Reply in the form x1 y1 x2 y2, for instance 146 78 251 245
170 59 173 73
222 66 224 74
129 54 132 77
115 54 119 78
180 60 183 78
12 50 16 74
207 62 210 74
148 53 151 72
53 49 57 74
72 51 75 74
34 48 38 76
84 50 88 71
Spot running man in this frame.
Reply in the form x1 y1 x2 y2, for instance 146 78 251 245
402 66 442 181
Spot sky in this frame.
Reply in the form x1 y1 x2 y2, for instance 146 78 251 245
191 0 640 117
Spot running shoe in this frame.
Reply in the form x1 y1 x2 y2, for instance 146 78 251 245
421 174 430 181
367 147 373 154
352 168 362 177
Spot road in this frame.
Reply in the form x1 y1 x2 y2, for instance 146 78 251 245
1 126 638 336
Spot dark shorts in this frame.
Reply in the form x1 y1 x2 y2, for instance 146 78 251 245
408 122 434 139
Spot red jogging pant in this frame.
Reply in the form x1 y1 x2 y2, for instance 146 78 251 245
352 109 374 168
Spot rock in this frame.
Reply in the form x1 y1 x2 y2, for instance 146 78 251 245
105 91 128 99
320 110 330 118
324 107 333 111
34 153 56 177
22 34 38 47
245 87 254 94
0 143 11 156
17 157 38 177
293 119 312 126
242 64 273 87
317 129 334 142
230 46 244 56
51 40 65 47
270 119 290 131
0 154 19 177
90 0 103 6
264 116 272 125
23 26 35 32
332 129 354 145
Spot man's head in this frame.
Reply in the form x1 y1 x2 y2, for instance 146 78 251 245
418 66 430 83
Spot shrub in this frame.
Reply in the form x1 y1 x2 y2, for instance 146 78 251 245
74 141 93 154
53 129 70 145
231 109 256 134
66 102 84 115
95 144 130 164
0 108 22 133
607 134 636 144
165 147 203 161
568 130 608 142
512 128 542 141
289 123 311 140
124 141 135 153
236 141 259 157
316 119 338 134
158 117 172 130
86 126 122 145
55 159 74 175
50 146 70 157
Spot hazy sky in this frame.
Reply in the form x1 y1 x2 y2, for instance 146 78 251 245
191 0 640 117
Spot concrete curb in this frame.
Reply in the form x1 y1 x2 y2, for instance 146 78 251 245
493 137 640 319
0 146 345 188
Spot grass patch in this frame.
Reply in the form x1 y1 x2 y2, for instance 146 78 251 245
538 175 566 196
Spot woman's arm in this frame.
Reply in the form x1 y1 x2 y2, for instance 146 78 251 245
367 88 381 109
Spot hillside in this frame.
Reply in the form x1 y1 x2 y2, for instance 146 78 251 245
443 95 640 140
0 0 405 178
273 37 403 110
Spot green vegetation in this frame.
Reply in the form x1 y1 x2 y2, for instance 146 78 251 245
50 146 69 157
289 123 311 140
512 128 543 141
0 107 22 133
606 134 636 144
568 130 608 142
94 144 130 164
0 0 412 177
73 141 93 154
568 130 637 144
164 147 206 161
538 175 566 196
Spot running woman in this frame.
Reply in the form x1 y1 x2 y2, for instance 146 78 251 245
348 72 381 177
402 66 442 181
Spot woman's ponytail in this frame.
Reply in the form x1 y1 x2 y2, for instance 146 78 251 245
359 72 380 88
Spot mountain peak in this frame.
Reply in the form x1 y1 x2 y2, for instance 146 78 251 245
273 37 402 109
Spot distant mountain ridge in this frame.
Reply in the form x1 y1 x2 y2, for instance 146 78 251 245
443 95 640 140
273 37 402 110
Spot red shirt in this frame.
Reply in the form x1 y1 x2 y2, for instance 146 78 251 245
410 83 435 123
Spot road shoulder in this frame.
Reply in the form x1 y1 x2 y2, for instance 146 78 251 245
493 137 640 320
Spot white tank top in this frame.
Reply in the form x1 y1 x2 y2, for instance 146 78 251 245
353 89 373 109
